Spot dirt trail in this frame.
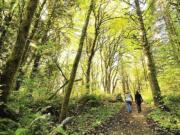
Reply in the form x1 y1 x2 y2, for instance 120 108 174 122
91 103 157 135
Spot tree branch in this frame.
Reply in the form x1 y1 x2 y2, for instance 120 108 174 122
48 78 82 100
53 59 68 81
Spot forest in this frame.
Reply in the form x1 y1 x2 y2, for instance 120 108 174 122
0 0 179 134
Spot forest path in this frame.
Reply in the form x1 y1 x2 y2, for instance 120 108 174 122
92 103 157 135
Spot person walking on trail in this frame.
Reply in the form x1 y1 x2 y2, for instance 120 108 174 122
135 91 143 113
124 91 133 113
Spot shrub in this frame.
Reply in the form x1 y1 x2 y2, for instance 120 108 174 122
15 128 31 135
0 118 20 135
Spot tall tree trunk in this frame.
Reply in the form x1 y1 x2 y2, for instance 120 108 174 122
122 78 126 93
107 69 111 94
112 67 119 94
30 53 41 78
0 0 39 105
21 0 47 65
141 54 147 81
125 75 130 91
30 2 55 78
86 3 105 93
134 0 163 106
86 32 98 93
15 0 47 90
104 65 108 93
59 0 94 122
120 61 126 93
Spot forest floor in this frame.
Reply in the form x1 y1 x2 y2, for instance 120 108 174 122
91 103 158 135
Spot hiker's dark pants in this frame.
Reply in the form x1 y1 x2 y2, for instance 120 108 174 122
136 103 141 112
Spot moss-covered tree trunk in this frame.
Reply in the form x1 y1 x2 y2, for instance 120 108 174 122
21 0 47 65
15 0 47 90
0 0 39 105
59 0 94 122
134 0 163 106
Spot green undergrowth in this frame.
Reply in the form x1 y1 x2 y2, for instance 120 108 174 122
0 90 121 135
66 102 122 134
147 94 180 133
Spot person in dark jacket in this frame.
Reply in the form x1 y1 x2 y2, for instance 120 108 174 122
135 91 143 113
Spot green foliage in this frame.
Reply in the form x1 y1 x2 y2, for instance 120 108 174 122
159 66 180 95
148 95 180 132
7 86 62 135
78 94 101 105
164 95 180 103
28 114 53 135
76 94 102 113
15 128 31 135
0 118 20 135
15 113 55 135
148 108 180 131
163 94 180 116
66 102 122 134
50 125 68 135
6 92 122 134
